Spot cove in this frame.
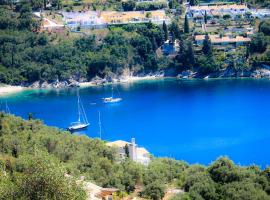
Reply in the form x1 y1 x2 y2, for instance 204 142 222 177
2 78 270 167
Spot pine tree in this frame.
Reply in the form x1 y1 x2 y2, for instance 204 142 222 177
184 15 190 34
163 21 168 41
202 34 212 56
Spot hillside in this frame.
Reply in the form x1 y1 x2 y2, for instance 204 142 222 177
0 3 167 86
0 113 270 199
1 1 270 87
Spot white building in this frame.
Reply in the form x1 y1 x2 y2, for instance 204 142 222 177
62 10 170 29
62 11 106 29
106 138 151 166
187 3 250 20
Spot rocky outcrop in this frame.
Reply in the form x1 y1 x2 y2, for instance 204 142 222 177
251 68 270 78
29 79 80 89
91 76 107 85
177 70 197 79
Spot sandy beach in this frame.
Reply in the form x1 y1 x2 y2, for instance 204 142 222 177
0 85 26 96
79 75 163 88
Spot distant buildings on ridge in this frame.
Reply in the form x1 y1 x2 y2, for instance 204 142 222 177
187 3 270 20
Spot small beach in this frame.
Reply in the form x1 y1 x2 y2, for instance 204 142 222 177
0 85 26 96
0 75 163 97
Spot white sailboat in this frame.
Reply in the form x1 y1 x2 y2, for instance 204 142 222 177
68 91 90 131
102 86 122 103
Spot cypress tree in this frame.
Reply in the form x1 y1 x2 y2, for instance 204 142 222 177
163 21 168 41
171 32 176 43
184 15 190 34
170 21 181 39
204 10 208 24
202 34 212 56
187 41 195 67
151 36 158 51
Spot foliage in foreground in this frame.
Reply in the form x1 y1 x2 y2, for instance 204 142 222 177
0 113 270 200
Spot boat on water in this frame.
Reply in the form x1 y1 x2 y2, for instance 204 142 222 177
102 86 122 103
68 91 89 132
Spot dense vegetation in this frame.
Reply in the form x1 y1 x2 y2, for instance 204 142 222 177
0 1 270 86
0 2 171 85
1 113 270 199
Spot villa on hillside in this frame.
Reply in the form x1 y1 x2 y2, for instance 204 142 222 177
187 3 249 19
62 10 169 29
62 11 106 29
195 34 251 46
101 10 169 25
106 138 151 166
250 9 270 18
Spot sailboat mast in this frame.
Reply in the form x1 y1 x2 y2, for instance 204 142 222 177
81 98 88 124
98 111 101 139
5 101 10 114
77 91 81 122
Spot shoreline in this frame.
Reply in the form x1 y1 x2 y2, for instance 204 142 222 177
0 75 268 97
0 75 163 97
0 85 28 97
79 75 163 88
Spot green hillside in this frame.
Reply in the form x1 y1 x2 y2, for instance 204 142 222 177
0 113 270 199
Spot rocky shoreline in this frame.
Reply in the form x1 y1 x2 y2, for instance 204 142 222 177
28 67 270 89
26 71 166 89
1 66 270 96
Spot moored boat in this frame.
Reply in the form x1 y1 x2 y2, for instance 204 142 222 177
68 91 89 132
102 86 122 103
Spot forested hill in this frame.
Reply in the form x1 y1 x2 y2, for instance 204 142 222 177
0 113 270 199
1 1 270 86
0 2 168 86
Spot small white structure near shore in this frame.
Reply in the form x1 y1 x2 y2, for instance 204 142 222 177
106 138 151 166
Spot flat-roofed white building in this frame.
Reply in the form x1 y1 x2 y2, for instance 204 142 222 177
62 10 170 29
106 138 151 166
62 11 106 29
187 3 249 19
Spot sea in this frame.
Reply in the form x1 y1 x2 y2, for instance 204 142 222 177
1 78 270 167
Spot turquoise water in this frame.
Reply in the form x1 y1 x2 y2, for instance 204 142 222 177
1 78 270 167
